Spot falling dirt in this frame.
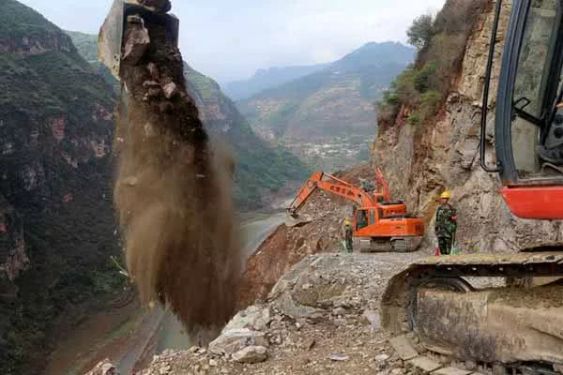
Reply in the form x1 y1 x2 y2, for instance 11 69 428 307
111 6 240 341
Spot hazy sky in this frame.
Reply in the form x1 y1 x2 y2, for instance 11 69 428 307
19 0 445 83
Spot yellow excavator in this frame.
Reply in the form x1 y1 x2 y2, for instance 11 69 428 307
382 0 563 373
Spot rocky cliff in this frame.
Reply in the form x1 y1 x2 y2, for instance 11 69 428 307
373 0 563 252
0 1 121 373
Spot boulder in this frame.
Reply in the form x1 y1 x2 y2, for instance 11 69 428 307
85 359 118 375
223 305 271 332
209 328 268 357
231 345 268 364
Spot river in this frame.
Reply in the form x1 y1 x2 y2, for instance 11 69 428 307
45 212 286 375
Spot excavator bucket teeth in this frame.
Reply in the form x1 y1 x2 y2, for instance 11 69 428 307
284 213 312 228
98 0 179 79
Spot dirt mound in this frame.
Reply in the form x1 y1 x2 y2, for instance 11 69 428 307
237 165 373 308
112 10 240 338
138 252 426 375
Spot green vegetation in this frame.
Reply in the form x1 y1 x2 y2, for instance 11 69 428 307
238 42 414 153
377 0 488 129
0 2 122 373
0 0 60 38
65 31 98 62
407 14 434 50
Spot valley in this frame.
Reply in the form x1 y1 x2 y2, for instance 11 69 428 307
2 0 563 374
235 42 414 171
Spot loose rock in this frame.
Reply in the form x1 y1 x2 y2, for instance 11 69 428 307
232 346 268 364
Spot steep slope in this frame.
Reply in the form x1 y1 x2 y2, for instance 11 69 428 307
0 1 120 373
223 64 327 101
373 0 563 252
184 65 310 207
238 42 414 171
67 32 309 209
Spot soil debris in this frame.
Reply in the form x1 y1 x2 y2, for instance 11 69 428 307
112 4 240 339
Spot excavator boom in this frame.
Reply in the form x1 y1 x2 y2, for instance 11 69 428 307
287 171 374 215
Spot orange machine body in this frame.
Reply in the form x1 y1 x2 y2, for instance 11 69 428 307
287 170 425 239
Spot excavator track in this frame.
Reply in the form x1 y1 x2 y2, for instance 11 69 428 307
359 237 422 253
381 252 563 374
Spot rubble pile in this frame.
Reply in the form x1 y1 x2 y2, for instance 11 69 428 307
139 252 427 375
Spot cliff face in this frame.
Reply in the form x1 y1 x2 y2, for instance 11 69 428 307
0 1 120 372
373 0 563 253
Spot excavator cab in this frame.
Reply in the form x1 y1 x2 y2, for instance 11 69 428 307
484 0 563 219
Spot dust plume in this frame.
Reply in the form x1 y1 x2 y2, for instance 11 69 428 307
111 10 240 338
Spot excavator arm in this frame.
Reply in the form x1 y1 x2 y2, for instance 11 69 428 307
287 171 374 216
375 167 391 203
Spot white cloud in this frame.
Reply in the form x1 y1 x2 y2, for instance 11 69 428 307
18 0 446 82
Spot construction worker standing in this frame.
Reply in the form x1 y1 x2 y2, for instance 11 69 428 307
435 191 457 255
342 218 354 253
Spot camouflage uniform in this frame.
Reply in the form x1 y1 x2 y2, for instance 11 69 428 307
435 203 457 255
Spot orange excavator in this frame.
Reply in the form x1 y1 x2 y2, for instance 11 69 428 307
287 168 425 252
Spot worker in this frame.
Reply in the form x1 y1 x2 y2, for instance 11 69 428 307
435 191 457 255
342 218 354 253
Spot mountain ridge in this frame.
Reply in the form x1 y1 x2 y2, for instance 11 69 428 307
223 63 328 101
237 41 414 171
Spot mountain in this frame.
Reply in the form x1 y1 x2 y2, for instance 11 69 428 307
183 65 310 206
223 64 327 101
238 42 415 171
65 31 118 92
0 1 120 373
66 32 309 209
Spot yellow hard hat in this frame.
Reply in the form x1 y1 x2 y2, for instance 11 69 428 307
440 191 451 199
344 218 351 225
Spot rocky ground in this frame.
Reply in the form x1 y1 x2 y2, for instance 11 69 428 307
238 164 376 308
87 165 438 375
133 252 431 375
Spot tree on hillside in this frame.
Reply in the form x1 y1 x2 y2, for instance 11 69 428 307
407 14 434 50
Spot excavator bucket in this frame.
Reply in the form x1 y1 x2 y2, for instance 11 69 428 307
98 0 179 79
284 212 312 228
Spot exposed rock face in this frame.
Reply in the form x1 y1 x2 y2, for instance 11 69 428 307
0 1 120 373
0 195 27 288
373 0 563 252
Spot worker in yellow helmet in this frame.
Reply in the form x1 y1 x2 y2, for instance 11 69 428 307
342 218 354 253
435 190 457 255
